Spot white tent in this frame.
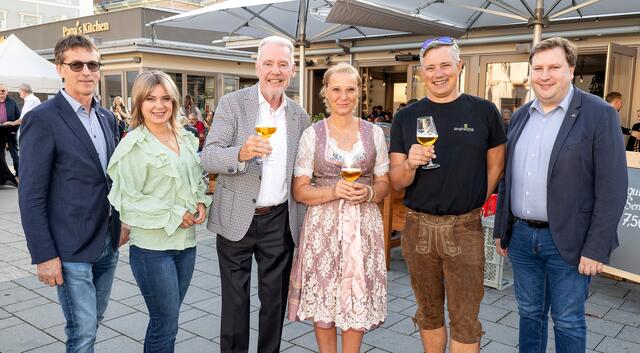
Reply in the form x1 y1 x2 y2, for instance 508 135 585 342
0 34 61 94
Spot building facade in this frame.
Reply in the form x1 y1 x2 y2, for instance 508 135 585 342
0 0 92 31
0 7 260 114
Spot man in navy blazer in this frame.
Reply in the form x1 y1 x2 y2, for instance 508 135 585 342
494 37 627 353
19 35 127 353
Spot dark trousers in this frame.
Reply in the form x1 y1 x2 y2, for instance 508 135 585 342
0 128 17 185
217 203 294 353
6 132 18 176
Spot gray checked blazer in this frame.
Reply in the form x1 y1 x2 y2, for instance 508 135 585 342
201 84 310 245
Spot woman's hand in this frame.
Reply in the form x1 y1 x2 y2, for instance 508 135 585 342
349 183 370 205
194 203 207 224
333 179 355 201
179 211 195 228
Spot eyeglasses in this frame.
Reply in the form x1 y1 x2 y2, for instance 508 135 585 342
62 61 102 72
421 37 456 49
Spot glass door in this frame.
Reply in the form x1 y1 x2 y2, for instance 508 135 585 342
604 43 637 129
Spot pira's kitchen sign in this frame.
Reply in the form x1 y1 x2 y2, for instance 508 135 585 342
63 20 110 36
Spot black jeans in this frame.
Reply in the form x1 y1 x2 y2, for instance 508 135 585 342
217 202 294 353
6 132 18 176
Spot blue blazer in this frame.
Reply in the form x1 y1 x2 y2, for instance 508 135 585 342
19 92 120 264
3 97 21 134
494 87 628 265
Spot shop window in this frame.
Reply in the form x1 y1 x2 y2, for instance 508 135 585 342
222 76 239 96
187 75 206 112
104 74 122 110
285 72 299 103
125 71 138 110
205 77 216 113
166 72 183 97
484 62 530 114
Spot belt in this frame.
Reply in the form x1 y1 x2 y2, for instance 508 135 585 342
517 217 549 228
254 202 286 216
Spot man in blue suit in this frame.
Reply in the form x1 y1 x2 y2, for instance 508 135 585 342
494 37 627 353
19 35 127 353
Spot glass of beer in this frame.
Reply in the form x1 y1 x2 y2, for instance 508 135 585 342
416 116 440 169
340 154 362 182
255 111 277 162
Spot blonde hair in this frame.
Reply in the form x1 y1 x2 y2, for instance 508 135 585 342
319 63 362 113
129 70 180 132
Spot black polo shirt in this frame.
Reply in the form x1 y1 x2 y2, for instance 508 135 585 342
390 94 506 215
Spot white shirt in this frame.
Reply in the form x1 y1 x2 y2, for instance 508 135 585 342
255 88 288 207
20 93 41 118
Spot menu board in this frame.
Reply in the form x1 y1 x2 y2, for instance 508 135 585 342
605 152 640 283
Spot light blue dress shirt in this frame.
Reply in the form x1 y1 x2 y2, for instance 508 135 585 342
60 89 108 174
511 86 574 221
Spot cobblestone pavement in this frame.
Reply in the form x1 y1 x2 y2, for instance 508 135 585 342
1 183 639 353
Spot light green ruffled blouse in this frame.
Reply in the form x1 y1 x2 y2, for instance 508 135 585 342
107 125 212 251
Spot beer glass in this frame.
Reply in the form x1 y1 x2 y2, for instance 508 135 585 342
416 116 440 169
255 111 277 162
340 154 362 182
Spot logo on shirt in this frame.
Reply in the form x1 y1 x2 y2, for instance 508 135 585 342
453 123 474 132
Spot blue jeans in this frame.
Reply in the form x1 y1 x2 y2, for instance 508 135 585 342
129 245 196 353
508 220 590 353
57 238 119 353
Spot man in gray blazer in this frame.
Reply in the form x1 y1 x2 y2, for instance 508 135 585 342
201 36 310 353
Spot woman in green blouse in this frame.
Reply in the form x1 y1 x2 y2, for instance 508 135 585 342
107 70 211 353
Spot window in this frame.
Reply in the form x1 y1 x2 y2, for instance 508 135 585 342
104 74 122 110
125 71 139 111
187 75 206 112
0 11 6 31
484 62 531 113
20 13 41 28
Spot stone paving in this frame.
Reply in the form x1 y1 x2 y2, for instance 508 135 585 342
1 180 640 352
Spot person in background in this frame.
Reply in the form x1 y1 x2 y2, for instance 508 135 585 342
19 34 125 353
606 91 640 140
179 115 199 138
111 96 129 138
494 37 628 353
200 35 310 353
107 70 210 353
188 112 206 151
181 94 201 121
204 110 214 131
3 83 41 130
389 36 506 353
287 63 390 353
501 108 512 134
0 83 21 179
626 109 640 152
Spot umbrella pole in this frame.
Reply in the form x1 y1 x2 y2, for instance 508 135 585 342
532 0 544 45
299 45 305 108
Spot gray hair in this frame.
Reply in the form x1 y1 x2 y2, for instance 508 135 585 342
419 40 461 67
257 36 295 64
19 83 32 94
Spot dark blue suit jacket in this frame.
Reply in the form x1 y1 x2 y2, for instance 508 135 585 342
3 97 21 134
494 87 628 265
19 92 120 264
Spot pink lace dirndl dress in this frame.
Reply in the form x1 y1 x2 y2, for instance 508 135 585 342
287 119 388 330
